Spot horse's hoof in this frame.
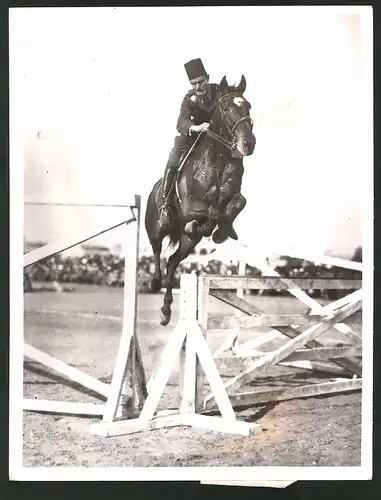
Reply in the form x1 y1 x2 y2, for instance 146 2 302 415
212 229 228 244
150 278 162 293
184 220 199 235
160 310 171 326
229 228 238 240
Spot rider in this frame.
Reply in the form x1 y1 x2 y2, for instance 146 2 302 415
159 58 220 229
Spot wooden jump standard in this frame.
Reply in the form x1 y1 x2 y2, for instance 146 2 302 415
23 195 148 423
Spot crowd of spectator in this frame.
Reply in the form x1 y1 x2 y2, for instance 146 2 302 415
24 245 362 300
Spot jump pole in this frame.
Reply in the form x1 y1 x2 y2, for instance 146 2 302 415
23 195 147 422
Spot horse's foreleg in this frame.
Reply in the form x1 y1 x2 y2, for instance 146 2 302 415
160 233 201 326
213 192 246 244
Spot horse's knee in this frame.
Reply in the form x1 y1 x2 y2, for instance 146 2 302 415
235 193 246 209
219 183 233 201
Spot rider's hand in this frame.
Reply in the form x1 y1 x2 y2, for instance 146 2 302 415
199 122 210 132
190 122 210 134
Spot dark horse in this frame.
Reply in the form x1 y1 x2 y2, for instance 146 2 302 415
145 75 256 326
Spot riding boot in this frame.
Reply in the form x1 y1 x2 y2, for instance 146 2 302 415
159 164 178 229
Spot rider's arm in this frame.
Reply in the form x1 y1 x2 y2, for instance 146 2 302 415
176 93 195 136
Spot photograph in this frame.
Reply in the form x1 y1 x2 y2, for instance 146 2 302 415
9 6 373 482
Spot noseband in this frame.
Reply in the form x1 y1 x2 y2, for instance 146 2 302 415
206 91 253 152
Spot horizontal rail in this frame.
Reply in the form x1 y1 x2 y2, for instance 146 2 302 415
216 346 362 363
208 312 363 332
207 313 327 330
204 276 362 291
24 194 140 208
204 378 362 410
23 399 105 416
24 202 138 208
24 216 135 267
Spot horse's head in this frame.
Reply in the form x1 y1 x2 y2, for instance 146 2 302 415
214 75 256 156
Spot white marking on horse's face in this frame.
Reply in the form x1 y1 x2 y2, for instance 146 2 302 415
233 97 244 107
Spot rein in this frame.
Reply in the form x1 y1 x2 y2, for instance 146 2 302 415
206 91 253 153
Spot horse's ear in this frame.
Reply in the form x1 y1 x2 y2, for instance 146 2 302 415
237 75 246 94
219 75 229 94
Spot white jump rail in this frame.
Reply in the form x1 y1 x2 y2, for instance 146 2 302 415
23 195 148 424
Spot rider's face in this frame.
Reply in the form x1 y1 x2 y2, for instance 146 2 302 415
191 76 209 96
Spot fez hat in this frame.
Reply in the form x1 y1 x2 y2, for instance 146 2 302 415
184 58 208 81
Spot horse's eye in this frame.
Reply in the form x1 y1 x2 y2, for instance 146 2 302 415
222 100 229 110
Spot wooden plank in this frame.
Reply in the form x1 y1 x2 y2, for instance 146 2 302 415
205 276 361 291
24 344 110 398
279 360 352 375
182 414 255 436
206 297 362 400
23 399 105 416
24 216 136 267
216 378 362 410
217 346 362 363
89 413 183 437
210 291 362 376
207 313 324 330
24 194 140 208
284 346 362 362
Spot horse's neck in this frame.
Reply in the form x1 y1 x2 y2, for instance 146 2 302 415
206 114 233 164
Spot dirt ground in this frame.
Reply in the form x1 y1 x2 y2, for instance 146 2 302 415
22 285 362 467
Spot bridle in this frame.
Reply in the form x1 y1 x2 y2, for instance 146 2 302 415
206 91 253 153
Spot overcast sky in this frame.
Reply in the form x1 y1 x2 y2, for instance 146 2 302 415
10 6 372 259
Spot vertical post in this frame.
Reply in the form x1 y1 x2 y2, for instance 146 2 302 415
179 273 198 415
129 195 143 413
102 197 141 422
195 276 210 412
231 259 246 354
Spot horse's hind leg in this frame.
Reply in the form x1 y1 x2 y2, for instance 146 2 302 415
160 233 201 326
150 237 164 293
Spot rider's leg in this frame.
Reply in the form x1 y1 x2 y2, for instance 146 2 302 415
159 135 191 229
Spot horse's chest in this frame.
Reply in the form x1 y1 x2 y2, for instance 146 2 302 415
193 153 219 187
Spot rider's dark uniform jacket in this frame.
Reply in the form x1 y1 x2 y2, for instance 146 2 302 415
176 84 219 136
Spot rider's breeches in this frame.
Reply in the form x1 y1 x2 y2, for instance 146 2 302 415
165 134 193 169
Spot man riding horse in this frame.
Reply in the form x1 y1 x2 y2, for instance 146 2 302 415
159 57 245 241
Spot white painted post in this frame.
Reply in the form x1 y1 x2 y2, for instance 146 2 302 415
102 199 141 422
195 276 210 412
179 274 198 415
